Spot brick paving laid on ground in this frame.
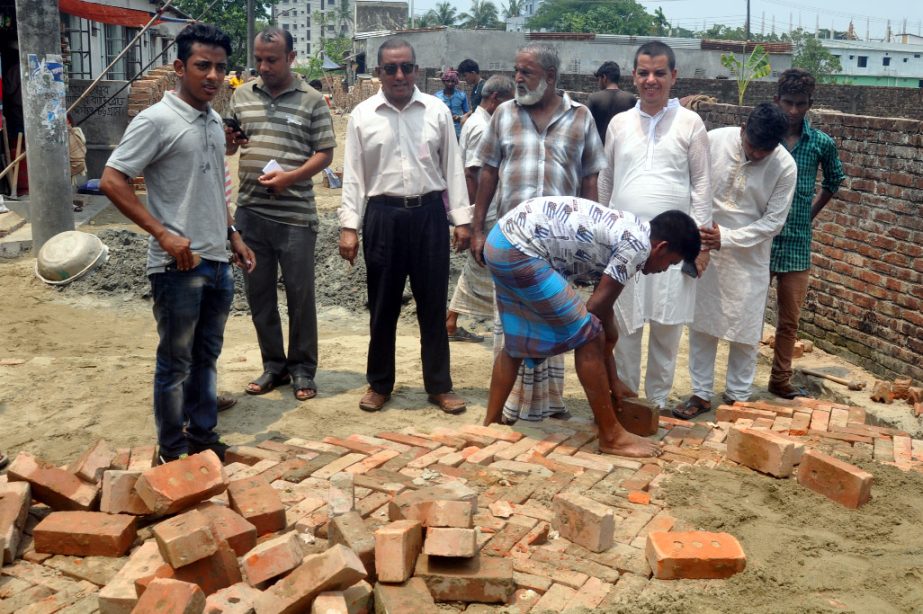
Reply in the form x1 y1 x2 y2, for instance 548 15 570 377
0 396 920 613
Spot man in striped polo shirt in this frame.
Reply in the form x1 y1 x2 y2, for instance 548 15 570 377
227 27 336 402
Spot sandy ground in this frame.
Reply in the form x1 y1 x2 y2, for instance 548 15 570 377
2 113 922 612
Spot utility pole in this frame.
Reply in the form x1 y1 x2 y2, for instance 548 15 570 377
14 0 73 251
246 0 255 69
745 0 751 40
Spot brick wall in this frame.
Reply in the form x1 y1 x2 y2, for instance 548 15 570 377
696 103 922 382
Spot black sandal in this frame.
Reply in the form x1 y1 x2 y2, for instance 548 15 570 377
292 375 317 401
245 371 291 395
672 396 711 420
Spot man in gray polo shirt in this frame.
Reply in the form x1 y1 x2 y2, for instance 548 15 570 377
101 23 255 464
227 27 335 402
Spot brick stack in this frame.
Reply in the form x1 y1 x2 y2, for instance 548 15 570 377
1 397 921 611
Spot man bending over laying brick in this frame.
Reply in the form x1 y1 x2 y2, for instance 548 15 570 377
482 196 700 457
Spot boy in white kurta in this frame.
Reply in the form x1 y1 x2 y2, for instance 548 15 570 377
676 103 797 418
598 41 711 408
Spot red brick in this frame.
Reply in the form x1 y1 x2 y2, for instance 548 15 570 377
7 451 99 511
405 446 456 469
715 405 777 423
195 502 258 556
424 499 474 528
346 449 400 474
204 581 262 613
140 540 243 596
870 380 894 403
726 427 801 478
100 470 153 515
551 492 614 553
423 527 477 557
646 531 746 579
131 578 205 613
111 448 131 470
328 471 355 517
466 440 513 465
627 491 651 505
482 515 536 557
154 509 219 568
513 569 552 592
532 582 577 611
510 587 542 612
797 449 873 509
312 591 350 613
373 577 438 613
343 580 374 614
375 519 422 583
98 540 166 613
68 439 115 483
617 398 660 436
375 432 443 451
314 453 367 479
789 411 812 435
414 553 514 603
328 511 376 580
461 424 525 443
34 511 136 557
227 476 285 535
621 463 661 492
388 482 477 522
255 544 368 613
134 451 227 515
127 445 158 471
0 481 30 564
241 532 304 588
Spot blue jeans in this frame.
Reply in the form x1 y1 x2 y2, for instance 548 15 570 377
150 260 233 457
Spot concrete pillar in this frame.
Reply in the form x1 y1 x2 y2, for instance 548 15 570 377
14 0 74 252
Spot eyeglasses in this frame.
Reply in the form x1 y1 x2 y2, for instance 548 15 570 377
380 62 415 76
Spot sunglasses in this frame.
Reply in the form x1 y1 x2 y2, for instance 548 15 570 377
380 62 416 76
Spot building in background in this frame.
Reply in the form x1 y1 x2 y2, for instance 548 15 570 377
821 38 923 87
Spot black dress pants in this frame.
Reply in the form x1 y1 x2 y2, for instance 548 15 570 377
362 197 452 395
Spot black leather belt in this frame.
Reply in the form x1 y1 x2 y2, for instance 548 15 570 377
368 191 442 209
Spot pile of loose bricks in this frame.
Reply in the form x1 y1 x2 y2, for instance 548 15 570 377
869 377 923 417
1 394 920 613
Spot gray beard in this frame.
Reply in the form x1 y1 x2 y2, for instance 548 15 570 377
515 78 547 106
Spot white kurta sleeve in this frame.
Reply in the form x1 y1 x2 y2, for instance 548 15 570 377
598 123 617 207
722 162 797 249
687 118 712 228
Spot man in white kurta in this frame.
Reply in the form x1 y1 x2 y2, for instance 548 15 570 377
679 104 797 413
598 41 711 408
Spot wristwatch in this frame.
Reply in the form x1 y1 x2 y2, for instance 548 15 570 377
227 224 240 239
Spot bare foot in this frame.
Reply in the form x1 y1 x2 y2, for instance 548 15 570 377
598 431 663 458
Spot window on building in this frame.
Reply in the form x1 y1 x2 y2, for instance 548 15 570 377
65 14 92 79
857 56 867 67
105 25 128 80
904 57 908 62
283 23 290 30
882 57 891 66
306 43 311 54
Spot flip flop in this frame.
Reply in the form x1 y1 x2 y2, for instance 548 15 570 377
246 371 291 395
217 395 237 412
672 396 711 420
292 375 317 402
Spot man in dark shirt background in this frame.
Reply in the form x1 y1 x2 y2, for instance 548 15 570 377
587 61 636 143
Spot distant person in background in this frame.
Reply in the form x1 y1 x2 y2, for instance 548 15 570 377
767 68 845 399
587 61 636 143
458 58 485 111
445 74 515 343
229 69 244 89
436 69 469 139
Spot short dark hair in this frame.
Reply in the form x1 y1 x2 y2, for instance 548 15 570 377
594 61 620 82
176 23 232 63
649 210 700 265
309 79 323 90
634 41 675 70
377 38 415 65
777 68 816 98
744 102 788 151
458 59 480 75
259 26 293 53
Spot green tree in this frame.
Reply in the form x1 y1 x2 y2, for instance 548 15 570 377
527 0 652 35
787 29 843 82
425 2 459 26
333 0 353 36
720 44 771 105
651 7 669 36
502 0 523 19
459 0 502 29
173 0 276 68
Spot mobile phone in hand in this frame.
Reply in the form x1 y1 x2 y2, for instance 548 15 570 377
223 117 248 140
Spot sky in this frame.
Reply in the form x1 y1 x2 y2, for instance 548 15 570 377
407 0 923 42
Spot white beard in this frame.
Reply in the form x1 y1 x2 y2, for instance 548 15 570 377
515 78 547 106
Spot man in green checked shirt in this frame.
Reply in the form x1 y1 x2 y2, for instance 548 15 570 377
768 68 846 399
